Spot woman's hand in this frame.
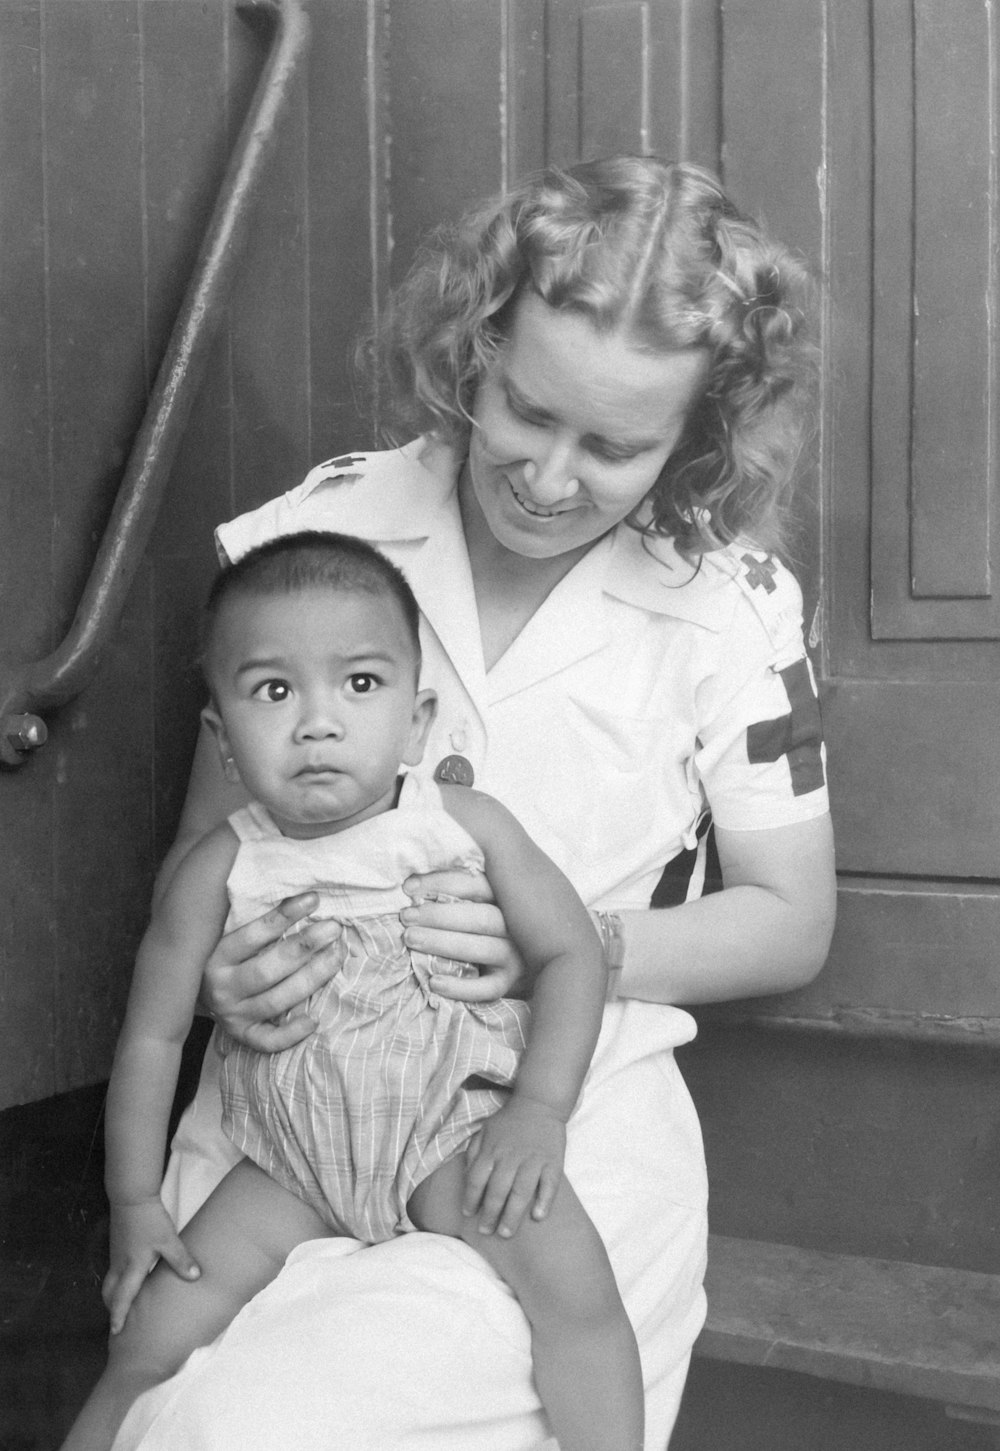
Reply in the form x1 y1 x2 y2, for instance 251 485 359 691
200 893 345 1050
399 868 529 1001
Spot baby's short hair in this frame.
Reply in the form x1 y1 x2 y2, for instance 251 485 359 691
203 530 422 672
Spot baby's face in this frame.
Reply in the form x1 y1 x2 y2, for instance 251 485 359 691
205 586 433 837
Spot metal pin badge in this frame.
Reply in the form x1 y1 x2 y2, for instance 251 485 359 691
434 754 475 787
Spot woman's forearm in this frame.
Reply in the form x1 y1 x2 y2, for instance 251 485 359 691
618 884 831 1004
617 814 837 1006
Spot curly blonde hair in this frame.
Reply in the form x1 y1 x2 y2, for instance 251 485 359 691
360 156 815 558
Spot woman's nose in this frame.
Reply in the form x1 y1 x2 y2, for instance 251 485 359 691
522 442 581 505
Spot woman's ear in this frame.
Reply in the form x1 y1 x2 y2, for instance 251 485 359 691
201 704 241 784
402 689 438 767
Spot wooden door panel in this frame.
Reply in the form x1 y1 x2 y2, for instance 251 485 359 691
823 682 1000 878
715 0 1000 1036
871 0 1000 634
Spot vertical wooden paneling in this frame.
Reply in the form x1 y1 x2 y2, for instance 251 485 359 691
41 0 146 614
871 0 999 636
909 1 994 600
142 0 235 556
513 0 721 183
507 0 547 180
142 0 246 859
719 1 826 269
543 0 586 166
718 0 827 633
231 53 312 506
304 0 375 452
387 0 506 284
0 0 49 661
0 3 53 1105
579 4 650 158
39 0 153 1090
1 0 352 1107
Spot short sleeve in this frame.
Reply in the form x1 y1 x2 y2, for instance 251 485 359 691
214 455 371 564
693 551 829 831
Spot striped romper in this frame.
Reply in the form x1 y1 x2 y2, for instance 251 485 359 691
215 772 530 1243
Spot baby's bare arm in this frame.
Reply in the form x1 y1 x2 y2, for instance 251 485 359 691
439 788 608 1235
104 826 238 1327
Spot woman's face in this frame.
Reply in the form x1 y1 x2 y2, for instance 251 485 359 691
464 293 708 562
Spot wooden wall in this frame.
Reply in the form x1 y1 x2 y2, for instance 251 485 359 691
0 0 376 1105
0 0 729 1108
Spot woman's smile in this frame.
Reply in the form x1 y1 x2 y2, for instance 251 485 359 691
507 475 578 519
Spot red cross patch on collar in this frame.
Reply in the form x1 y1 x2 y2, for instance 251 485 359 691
741 553 778 593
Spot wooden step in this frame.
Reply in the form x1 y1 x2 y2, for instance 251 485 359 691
696 1234 1000 1427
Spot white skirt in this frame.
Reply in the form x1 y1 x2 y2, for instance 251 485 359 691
115 1001 709 1451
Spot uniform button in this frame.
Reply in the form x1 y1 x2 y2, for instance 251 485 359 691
434 754 475 786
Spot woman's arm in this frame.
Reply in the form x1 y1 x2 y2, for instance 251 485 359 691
617 812 836 1004
403 811 835 1007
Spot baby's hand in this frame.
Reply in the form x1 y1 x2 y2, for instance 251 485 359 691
103 1196 201 1334
462 1093 567 1239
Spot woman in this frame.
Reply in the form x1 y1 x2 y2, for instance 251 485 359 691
115 156 835 1450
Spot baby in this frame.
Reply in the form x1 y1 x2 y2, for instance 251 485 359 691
63 530 642 1451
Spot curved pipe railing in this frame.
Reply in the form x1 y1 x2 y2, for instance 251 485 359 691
1 0 310 767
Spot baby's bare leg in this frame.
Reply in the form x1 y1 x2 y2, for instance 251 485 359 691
409 1156 644 1451
61 1159 332 1451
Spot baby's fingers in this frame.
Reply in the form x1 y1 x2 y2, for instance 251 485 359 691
470 1161 522 1237
461 1132 490 1218
158 1234 202 1287
103 1262 150 1335
530 1162 562 1222
493 1162 546 1239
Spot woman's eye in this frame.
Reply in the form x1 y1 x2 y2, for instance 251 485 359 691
506 393 547 428
348 673 379 695
253 680 290 702
589 441 636 464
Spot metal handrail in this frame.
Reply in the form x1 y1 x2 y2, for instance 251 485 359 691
1 0 310 767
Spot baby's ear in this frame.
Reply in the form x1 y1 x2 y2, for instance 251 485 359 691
201 704 241 784
403 688 438 767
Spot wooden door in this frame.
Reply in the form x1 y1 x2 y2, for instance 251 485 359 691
716 0 1000 1043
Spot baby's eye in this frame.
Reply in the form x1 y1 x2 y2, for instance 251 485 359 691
253 679 291 703
347 673 379 695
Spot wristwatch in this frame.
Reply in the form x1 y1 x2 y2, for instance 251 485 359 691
594 911 626 1001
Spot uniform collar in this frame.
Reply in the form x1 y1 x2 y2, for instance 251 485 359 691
277 438 738 705
602 522 740 631
285 436 456 540
289 436 737 631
